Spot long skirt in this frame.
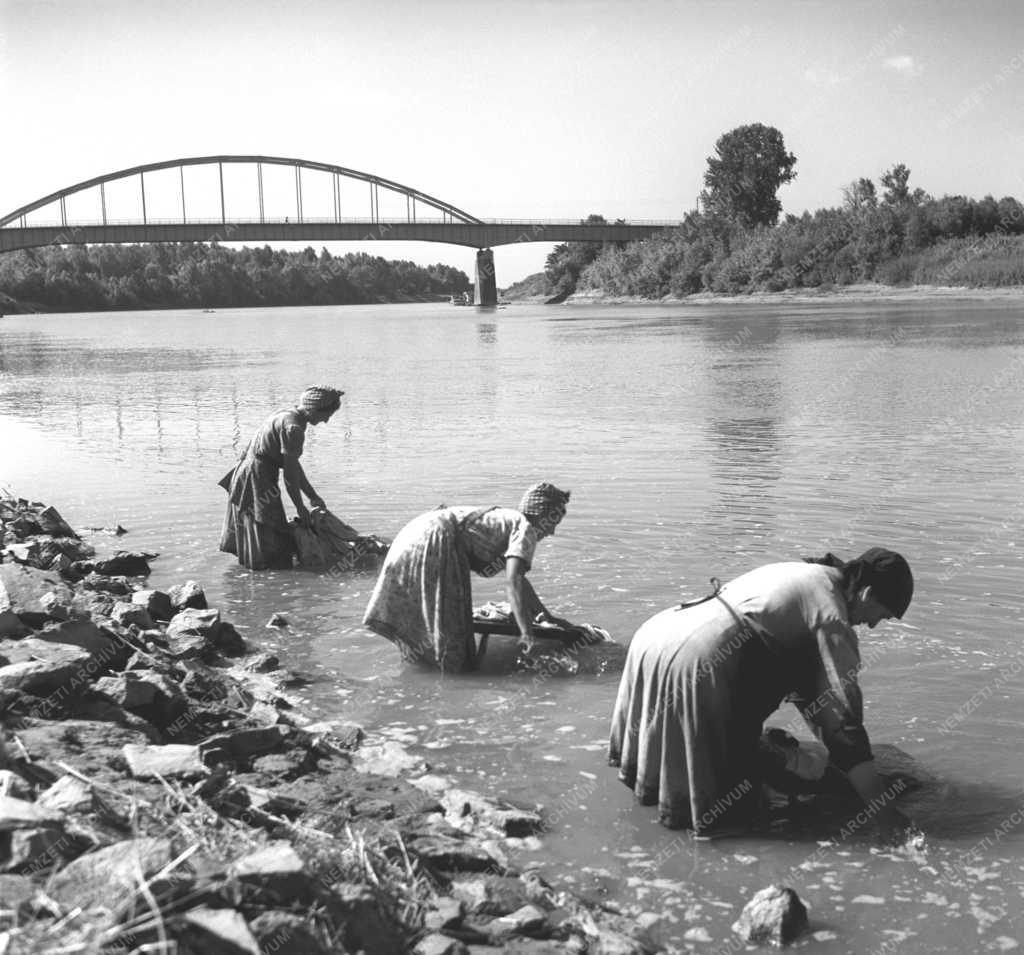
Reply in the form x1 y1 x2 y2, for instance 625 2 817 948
362 509 475 672
218 457 295 570
608 600 785 834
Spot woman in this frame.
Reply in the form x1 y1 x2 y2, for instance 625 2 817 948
363 482 572 672
219 385 343 570
608 548 914 838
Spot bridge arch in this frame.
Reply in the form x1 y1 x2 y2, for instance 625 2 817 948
0 155 484 228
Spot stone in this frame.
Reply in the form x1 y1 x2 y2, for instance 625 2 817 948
123 743 209 780
424 896 465 932
70 590 115 619
731 884 809 946
81 571 132 595
452 876 533 916
590 930 652 955
0 609 30 639
4 826 72 875
167 608 223 651
172 906 261 955
229 841 310 900
169 580 208 611
15 719 152 784
39 592 70 621
415 935 470 955
200 726 291 763
409 835 503 873
35 506 77 538
69 700 162 741
351 739 426 777
211 621 246 657
247 701 284 726
321 882 406 955
442 788 543 838
0 639 92 697
0 795 64 831
110 601 155 630
242 652 280 673
0 770 31 800
266 613 289 628
37 775 94 814
252 752 307 777
248 911 329 955
48 837 174 912
93 552 154 577
131 588 174 622
0 873 36 920
93 670 188 727
0 564 75 615
485 904 549 940
35 618 125 665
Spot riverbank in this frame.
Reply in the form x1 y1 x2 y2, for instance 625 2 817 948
502 282 1024 306
0 496 659 954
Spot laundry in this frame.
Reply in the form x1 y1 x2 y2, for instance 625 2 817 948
291 507 389 572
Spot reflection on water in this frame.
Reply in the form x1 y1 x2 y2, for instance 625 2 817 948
2 301 1024 951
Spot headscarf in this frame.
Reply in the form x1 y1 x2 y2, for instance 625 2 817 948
298 385 344 415
519 482 571 532
804 547 914 618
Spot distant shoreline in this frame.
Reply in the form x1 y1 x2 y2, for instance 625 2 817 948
504 283 1024 306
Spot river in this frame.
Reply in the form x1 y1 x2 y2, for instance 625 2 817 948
2 300 1022 952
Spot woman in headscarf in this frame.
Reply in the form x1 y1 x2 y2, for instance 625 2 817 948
219 385 343 570
608 548 915 838
363 482 572 672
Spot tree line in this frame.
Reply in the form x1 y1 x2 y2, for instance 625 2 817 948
0 243 472 312
542 124 1024 299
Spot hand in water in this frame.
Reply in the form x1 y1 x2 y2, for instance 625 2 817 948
308 495 325 510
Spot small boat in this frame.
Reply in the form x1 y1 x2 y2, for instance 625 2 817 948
449 292 473 306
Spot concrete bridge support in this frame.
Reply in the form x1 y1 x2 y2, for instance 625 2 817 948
474 248 497 306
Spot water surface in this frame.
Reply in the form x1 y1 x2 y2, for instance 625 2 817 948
2 300 1022 952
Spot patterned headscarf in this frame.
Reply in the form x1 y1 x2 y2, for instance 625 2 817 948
298 385 344 415
519 482 571 531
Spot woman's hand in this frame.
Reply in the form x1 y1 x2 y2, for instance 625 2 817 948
308 494 325 510
536 610 575 630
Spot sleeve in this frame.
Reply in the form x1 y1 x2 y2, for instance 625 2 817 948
791 619 873 772
279 421 305 459
504 518 538 569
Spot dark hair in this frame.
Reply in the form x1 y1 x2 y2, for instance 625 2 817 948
804 548 914 618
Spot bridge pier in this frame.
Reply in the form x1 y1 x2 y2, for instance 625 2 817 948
474 248 497 306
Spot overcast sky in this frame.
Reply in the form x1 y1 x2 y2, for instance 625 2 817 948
2 0 1022 283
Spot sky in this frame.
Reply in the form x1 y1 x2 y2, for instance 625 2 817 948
2 0 1023 285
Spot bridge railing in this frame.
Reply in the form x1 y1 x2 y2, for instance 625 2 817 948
1 217 681 229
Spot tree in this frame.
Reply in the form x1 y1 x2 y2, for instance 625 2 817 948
544 214 609 299
842 177 878 212
699 124 797 227
880 164 911 206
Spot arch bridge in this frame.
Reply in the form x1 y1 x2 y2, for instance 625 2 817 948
0 155 678 304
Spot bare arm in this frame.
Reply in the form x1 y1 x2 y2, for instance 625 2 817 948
846 760 911 839
505 557 535 650
281 456 310 522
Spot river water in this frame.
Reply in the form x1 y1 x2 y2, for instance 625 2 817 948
1 300 1023 952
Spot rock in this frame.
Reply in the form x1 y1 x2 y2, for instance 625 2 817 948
0 639 93 697
70 590 116 619
211 621 246 657
229 842 311 900
486 904 549 940
590 930 653 955
69 700 162 741
171 906 261 955
248 911 329 955
169 580 208 611
441 789 543 838
415 935 470 955
732 884 809 946
3 826 72 875
131 589 174 622
252 752 308 777
81 571 132 595
200 726 292 763
321 882 406 955
351 740 427 777
452 876 533 916
409 835 503 874
35 506 77 538
424 896 465 932
16 719 153 784
166 608 238 658
0 873 36 919
39 592 70 621
267 613 289 628
243 652 280 673
92 670 187 727
35 618 125 666
123 743 209 780
0 564 75 615
93 552 154 577
247 701 285 726
0 770 31 800
0 795 64 831
37 775 94 814
110 601 155 630
48 837 174 912
0 609 30 639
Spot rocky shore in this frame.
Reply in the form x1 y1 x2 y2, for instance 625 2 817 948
0 495 665 954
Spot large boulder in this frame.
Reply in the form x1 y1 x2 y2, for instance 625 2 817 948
123 744 209 780
93 552 154 577
168 580 208 611
0 639 93 699
92 670 188 728
131 589 174 622
34 618 126 669
0 564 75 616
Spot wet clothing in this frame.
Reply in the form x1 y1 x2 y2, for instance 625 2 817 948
608 561 872 833
363 506 539 672
218 409 307 569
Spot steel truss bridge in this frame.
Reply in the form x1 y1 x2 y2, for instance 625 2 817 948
0 156 679 303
